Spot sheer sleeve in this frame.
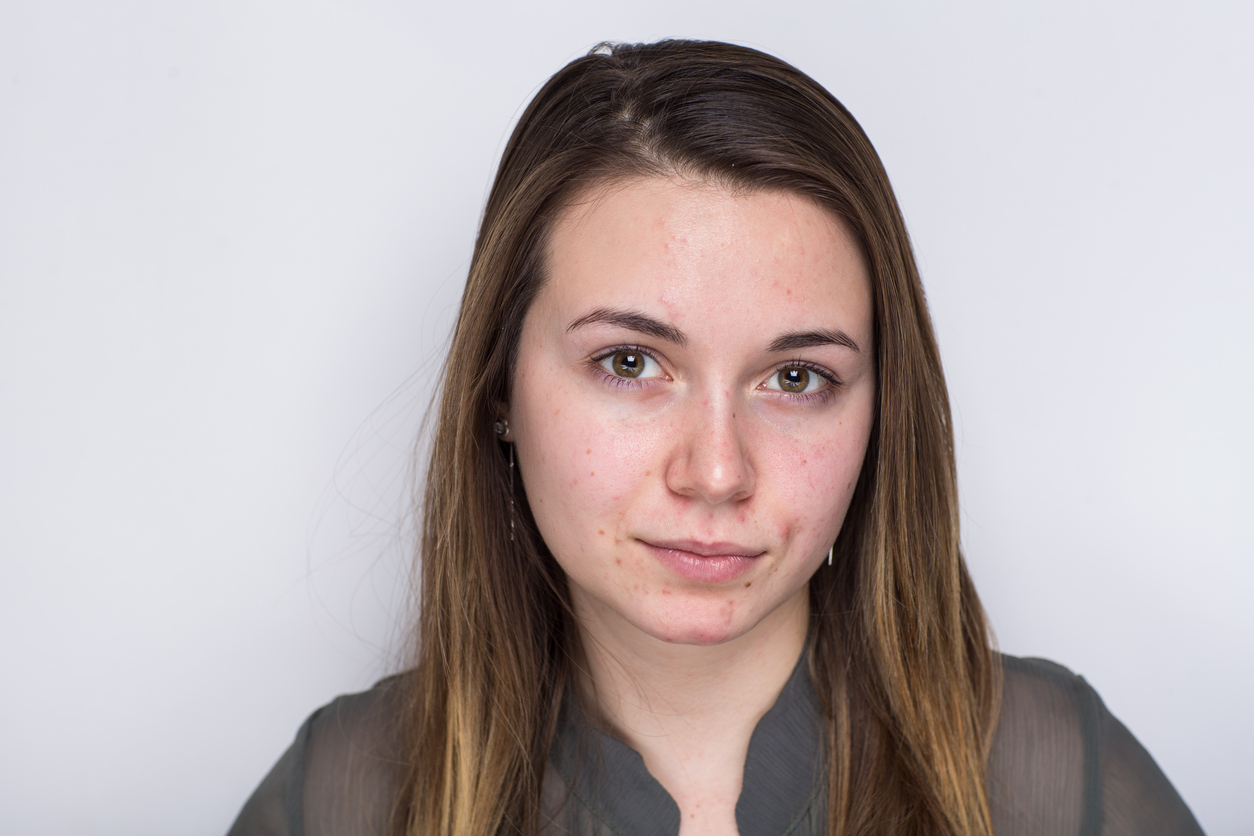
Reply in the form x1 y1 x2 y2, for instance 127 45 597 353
988 655 1203 836
226 677 405 836
1099 697 1203 836
225 710 313 836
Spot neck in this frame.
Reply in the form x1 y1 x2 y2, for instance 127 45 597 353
570 586 810 836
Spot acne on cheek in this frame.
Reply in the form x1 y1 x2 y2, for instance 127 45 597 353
785 443 854 494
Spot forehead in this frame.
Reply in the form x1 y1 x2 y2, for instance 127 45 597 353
536 177 872 343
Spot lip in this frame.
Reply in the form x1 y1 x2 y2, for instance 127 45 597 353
644 538 762 557
640 538 765 583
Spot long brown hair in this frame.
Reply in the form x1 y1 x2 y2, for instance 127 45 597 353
399 40 999 836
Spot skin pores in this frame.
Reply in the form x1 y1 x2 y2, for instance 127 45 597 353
508 176 876 652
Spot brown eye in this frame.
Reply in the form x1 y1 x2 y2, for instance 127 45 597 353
597 348 661 382
612 351 644 378
777 367 810 392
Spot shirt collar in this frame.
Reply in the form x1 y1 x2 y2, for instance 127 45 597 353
548 649 824 835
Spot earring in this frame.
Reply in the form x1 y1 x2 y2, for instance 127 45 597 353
827 544 833 566
508 442 516 542
494 417 516 540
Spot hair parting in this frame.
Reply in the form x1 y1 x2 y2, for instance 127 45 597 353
398 39 1000 836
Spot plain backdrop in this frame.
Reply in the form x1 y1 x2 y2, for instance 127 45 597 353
2 1 1250 834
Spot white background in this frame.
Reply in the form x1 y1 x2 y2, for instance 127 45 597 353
2 1 1250 834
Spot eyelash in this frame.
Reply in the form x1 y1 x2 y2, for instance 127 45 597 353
769 359 840 404
589 347 842 403
589 345 660 390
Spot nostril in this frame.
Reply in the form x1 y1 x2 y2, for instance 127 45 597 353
663 397 755 504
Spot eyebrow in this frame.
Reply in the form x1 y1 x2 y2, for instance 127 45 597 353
566 306 860 354
767 329 861 354
567 308 688 346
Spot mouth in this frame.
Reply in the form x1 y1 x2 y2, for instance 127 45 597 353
643 538 763 557
639 538 766 583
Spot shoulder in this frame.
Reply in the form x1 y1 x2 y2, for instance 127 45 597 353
997 654 1102 727
989 656 1100 834
301 673 408 833
301 673 406 770
227 674 409 836
996 655 1105 762
989 655 1204 836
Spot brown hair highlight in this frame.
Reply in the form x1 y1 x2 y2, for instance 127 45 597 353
398 39 1000 836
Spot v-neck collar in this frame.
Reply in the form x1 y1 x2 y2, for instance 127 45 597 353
548 649 825 835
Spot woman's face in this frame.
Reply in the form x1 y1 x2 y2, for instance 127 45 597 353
509 177 876 648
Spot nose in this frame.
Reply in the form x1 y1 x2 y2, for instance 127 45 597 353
665 390 756 505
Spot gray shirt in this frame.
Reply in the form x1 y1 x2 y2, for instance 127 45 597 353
227 655 1203 835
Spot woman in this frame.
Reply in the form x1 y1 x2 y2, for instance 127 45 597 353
228 40 1202 836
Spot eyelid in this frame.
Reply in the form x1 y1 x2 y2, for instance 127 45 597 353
591 343 662 365
774 359 838 382
591 344 668 382
586 349 841 398
761 360 841 397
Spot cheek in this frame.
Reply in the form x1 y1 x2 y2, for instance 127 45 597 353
759 415 872 536
513 380 665 543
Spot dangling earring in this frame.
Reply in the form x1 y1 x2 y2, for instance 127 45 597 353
827 544 833 566
494 417 515 541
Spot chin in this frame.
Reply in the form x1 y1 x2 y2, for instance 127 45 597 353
635 596 758 646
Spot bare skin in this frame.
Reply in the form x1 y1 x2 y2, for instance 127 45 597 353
576 586 808 835
506 176 875 834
